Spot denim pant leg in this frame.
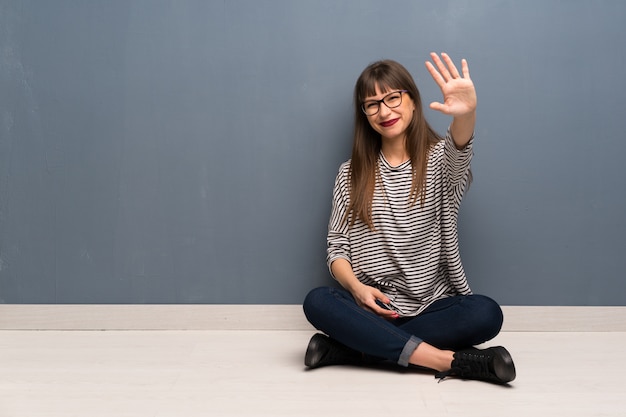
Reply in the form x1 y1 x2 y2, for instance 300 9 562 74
303 286 422 367
396 294 504 351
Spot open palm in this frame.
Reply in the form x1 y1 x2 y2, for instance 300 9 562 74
426 52 477 117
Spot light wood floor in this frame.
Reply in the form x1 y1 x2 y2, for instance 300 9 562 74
1 330 625 417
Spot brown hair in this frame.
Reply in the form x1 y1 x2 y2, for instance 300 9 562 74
346 60 441 229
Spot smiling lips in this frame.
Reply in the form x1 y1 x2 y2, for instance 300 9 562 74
380 118 399 128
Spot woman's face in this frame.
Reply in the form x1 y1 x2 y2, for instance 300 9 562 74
363 84 416 142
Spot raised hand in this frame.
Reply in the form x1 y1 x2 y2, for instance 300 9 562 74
425 52 477 118
425 52 476 147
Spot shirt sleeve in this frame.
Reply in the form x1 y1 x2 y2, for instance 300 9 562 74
443 128 474 212
326 162 352 277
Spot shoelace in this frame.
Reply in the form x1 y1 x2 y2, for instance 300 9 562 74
435 368 457 383
435 351 492 383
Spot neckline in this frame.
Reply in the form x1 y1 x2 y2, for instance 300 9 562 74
379 152 411 171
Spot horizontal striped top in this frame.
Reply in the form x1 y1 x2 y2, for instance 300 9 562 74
327 130 474 316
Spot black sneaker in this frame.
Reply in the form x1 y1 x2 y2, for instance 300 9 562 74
304 333 364 369
435 346 516 384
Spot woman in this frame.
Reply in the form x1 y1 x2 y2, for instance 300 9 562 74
302 53 516 384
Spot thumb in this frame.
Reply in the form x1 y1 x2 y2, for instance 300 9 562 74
429 101 447 113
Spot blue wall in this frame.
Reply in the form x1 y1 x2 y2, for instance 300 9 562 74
1 0 625 305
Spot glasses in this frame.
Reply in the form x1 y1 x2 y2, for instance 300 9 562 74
361 90 408 116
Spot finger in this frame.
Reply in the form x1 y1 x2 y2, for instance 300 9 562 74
373 297 400 319
363 293 390 313
440 52 461 79
461 58 471 79
380 310 399 320
370 303 398 319
430 101 451 115
373 289 390 305
430 52 453 81
425 61 446 88
362 300 382 314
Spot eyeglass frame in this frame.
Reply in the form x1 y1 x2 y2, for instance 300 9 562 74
360 90 409 116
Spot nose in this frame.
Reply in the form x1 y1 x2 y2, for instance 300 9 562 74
378 102 392 118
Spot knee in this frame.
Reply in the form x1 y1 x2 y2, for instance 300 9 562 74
302 286 332 323
468 295 504 341
303 286 330 308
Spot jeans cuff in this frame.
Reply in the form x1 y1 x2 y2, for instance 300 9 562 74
397 335 422 367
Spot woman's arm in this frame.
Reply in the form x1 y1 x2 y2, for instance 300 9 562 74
326 164 398 319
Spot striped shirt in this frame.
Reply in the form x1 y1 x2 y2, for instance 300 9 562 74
326 130 473 317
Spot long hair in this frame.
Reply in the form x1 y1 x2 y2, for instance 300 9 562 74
346 60 442 229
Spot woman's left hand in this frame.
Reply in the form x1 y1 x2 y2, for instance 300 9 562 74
425 52 477 118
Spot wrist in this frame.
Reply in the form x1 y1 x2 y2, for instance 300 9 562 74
451 111 476 148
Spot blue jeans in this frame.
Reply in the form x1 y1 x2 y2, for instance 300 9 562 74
303 286 504 367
